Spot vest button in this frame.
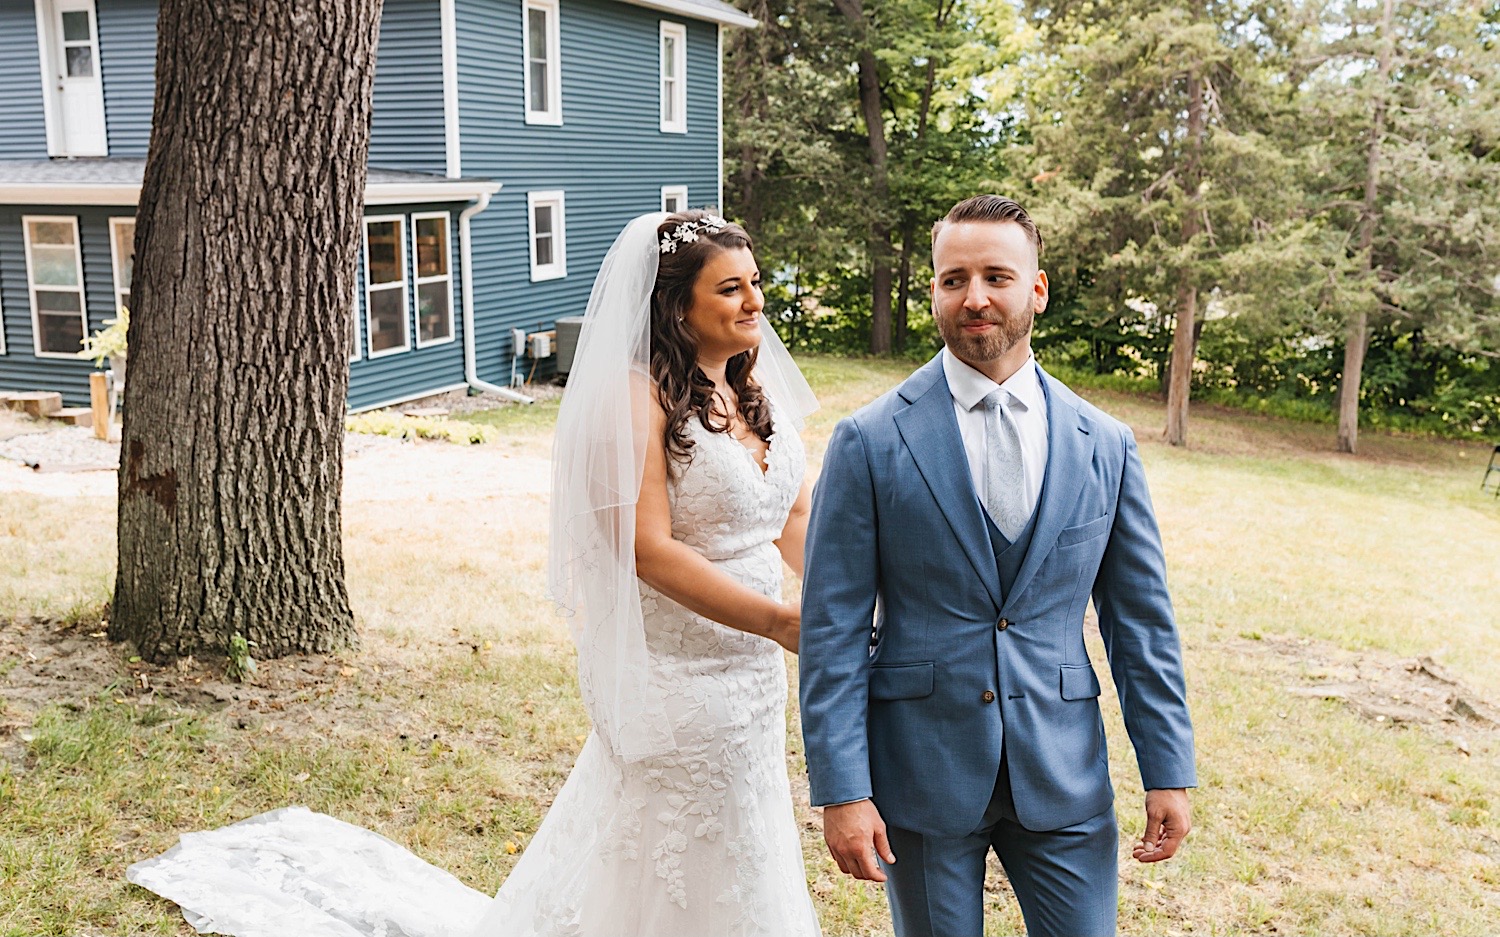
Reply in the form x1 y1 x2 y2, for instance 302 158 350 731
996 618 1010 631
981 690 996 703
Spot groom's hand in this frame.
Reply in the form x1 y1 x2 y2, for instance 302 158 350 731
823 799 895 882
1134 788 1192 863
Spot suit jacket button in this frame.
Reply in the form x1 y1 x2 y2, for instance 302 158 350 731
996 618 1010 631
981 690 996 703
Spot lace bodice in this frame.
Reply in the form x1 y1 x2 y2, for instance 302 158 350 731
666 408 805 563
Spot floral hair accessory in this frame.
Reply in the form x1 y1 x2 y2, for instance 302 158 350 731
659 214 729 254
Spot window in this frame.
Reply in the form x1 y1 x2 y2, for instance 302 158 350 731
661 185 688 214
363 216 410 357
108 217 135 315
527 191 567 281
22 216 87 358
349 287 361 362
659 22 687 133
523 0 561 125
412 212 454 346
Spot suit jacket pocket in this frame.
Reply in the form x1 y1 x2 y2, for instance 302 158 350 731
1060 663 1102 700
1056 513 1111 547
870 661 935 701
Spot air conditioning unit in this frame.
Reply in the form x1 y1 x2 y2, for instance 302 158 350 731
555 316 586 377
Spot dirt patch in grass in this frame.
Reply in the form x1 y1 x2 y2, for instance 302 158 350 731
1226 630 1499 752
0 616 445 767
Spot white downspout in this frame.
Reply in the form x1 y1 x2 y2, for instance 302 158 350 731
460 191 534 404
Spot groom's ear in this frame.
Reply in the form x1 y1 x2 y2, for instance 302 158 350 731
1033 270 1050 315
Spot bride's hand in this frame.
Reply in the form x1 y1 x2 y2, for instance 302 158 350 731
768 600 800 653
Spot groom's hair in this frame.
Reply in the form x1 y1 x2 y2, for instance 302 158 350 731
932 195 1043 259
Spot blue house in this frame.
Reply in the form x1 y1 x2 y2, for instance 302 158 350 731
0 0 752 410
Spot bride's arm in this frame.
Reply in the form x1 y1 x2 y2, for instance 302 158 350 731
635 402 800 652
774 479 812 578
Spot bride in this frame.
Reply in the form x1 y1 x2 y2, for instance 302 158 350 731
126 210 823 937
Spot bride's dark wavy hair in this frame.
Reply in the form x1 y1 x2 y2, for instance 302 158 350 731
651 210 773 467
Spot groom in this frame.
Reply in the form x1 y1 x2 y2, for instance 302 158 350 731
799 195 1196 937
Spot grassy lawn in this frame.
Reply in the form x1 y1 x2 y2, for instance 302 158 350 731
2 354 1498 935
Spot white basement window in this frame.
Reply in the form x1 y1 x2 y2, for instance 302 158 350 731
661 185 688 213
363 215 410 357
108 217 135 315
527 191 567 282
524 0 562 125
660 22 687 133
22 216 87 358
412 212 454 346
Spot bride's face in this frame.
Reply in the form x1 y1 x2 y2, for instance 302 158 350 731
683 246 764 364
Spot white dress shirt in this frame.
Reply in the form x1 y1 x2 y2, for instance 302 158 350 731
942 348 1049 524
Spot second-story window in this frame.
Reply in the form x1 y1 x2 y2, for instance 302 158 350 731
661 186 688 213
659 22 687 133
524 0 562 125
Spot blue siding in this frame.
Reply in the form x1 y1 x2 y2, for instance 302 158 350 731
98 0 158 157
369 0 449 174
0 0 49 159
456 0 722 385
349 202 469 410
0 205 132 405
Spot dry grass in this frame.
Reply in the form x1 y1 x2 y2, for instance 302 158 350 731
2 354 1498 935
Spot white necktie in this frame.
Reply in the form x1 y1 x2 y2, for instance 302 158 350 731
980 388 1027 540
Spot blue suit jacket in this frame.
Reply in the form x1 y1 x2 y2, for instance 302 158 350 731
799 355 1196 836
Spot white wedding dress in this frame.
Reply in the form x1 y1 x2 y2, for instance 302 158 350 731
127 406 822 937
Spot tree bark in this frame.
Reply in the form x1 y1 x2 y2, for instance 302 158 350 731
1164 68 1205 447
111 0 380 661
833 0 893 354
1338 0 1394 455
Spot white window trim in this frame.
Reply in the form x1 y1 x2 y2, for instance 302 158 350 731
522 0 562 126
527 190 567 282
659 21 687 134
349 285 361 362
107 216 133 317
411 211 456 349
21 214 88 360
440 0 461 177
362 214 411 359
661 185 688 213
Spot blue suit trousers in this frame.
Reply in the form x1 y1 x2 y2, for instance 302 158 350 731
881 756 1119 937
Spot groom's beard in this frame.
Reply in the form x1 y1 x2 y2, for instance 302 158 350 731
937 305 1034 364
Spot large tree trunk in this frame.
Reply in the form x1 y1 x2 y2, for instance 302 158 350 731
895 219 915 352
111 0 380 662
833 0 893 355
856 45 893 355
1164 69 1205 447
1338 0 1395 455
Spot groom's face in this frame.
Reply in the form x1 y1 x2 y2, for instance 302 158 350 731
930 221 1048 368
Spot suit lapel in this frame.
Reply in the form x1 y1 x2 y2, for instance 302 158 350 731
894 357 1004 610
1003 366 1095 610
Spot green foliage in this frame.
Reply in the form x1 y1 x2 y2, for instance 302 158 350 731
345 412 497 445
724 0 1500 442
78 306 129 366
225 632 257 682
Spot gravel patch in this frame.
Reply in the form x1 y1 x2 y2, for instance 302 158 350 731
395 383 563 417
0 419 551 502
0 423 119 472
